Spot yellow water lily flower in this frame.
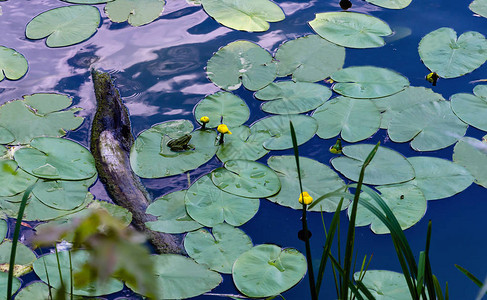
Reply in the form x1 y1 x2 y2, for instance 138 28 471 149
299 191 313 205
426 72 439 86
217 124 232 135
200 116 210 124
329 138 342 154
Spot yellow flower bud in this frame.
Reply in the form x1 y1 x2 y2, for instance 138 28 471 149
299 191 313 205
217 124 232 135
200 116 210 124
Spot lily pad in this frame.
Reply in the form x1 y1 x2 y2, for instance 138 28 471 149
233 244 307 298
0 46 28 81
63 0 113 3
274 35 345 82
451 85 487 131
184 223 253 273
0 240 36 265
0 272 20 299
255 81 332 114
331 66 409 99
470 0 487 18
453 137 487 188
331 144 415 185
388 100 468 151
201 0 284 32
354 270 410 299
211 160 281 198
0 160 37 197
0 220 6 241
418 27 487 78
206 40 277 91
105 0 165 27
0 127 14 144
145 190 203 234
250 114 318 150
309 12 392 49
186 175 259 227
216 125 270 162
312 96 381 142
267 156 349 212
25 5 101 47
408 156 473 201
194 92 249 128
365 0 412 9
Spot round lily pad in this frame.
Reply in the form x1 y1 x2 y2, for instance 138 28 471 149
388 100 468 151
233 244 307 298
451 85 487 131
470 0 487 18
201 0 284 32
184 223 253 273
366 0 412 9
453 137 487 188
331 144 415 185
0 127 14 144
312 96 381 143
194 92 249 128
0 46 28 81
0 272 20 298
274 35 345 82
216 125 270 163
331 66 409 99
206 40 277 91
354 270 410 299
255 81 332 114
418 27 487 78
211 159 281 198
25 5 101 47
267 155 349 212
185 174 260 227
309 12 392 49
0 160 37 197
0 240 36 265
105 0 165 27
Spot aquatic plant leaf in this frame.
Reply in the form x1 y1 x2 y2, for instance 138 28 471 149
0 272 20 299
0 46 28 81
351 184 426 234
0 160 36 197
388 100 468 151
15 282 77 300
0 220 6 241
470 0 487 18
354 270 410 299
194 92 249 128
274 35 345 82
312 96 381 142
15 137 96 180
105 0 165 27
206 40 277 91
201 0 284 32
331 66 409 99
451 85 487 131
145 190 203 234
309 12 392 49
184 223 253 273
408 156 473 201
0 127 14 144
331 144 415 185
63 0 112 3
255 81 332 114
0 240 36 265
267 155 349 212
25 5 100 47
233 244 306 297
250 114 317 150
130 120 218 178
453 137 487 188
418 27 487 78
365 0 412 9
211 159 281 198
216 125 270 162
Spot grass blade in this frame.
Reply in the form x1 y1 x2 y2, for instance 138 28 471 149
423 221 436 300
433 275 444 300
416 251 426 296
455 264 483 287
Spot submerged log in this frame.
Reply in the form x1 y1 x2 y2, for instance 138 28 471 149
90 69 182 254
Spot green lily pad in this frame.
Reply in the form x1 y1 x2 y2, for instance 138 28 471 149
274 35 345 82
194 92 249 128
201 0 284 32
267 155 349 212
233 244 307 298
145 190 203 234
127 254 222 299
184 223 253 273
0 240 36 265
451 85 487 131
408 156 473 201
418 27 487 78
14 137 96 180
331 66 409 99
186 175 259 227
216 125 270 162
354 270 410 299
312 96 381 142
206 40 277 91
366 0 412 9
25 5 101 47
255 81 332 114
211 159 281 198
0 219 6 241
250 114 318 150
0 160 37 197
105 0 165 27
331 144 415 185
0 46 28 81
453 137 487 188
0 127 14 144
130 120 218 178
470 0 487 18
309 12 392 49
0 272 20 299
62 0 113 3
388 100 468 151
351 184 426 234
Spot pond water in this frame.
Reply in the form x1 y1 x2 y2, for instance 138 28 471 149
1 0 487 299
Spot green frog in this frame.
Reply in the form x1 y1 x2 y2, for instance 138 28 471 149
166 134 193 152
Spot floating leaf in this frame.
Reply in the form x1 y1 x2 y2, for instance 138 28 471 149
388 100 468 151
274 35 345 82
194 92 249 128
453 137 487 188
0 160 36 197
233 244 306 298
0 46 28 81
0 272 20 299
309 12 392 48
418 27 487 78
184 223 253 273
206 41 277 91
255 81 332 114
0 220 6 241
216 125 270 162
365 0 412 9
105 0 165 27
0 127 14 144
331 66 409 99
25 5 101 47
470 0 487 18
354 270 410 299
62 0 113 3
0 240 36 265
451 85 487 131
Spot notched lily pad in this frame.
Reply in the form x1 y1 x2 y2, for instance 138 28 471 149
0 46 28 81
0 159 37 197
470 0 487 18
451 85 487 131
194 92 249 128
366 0 412 9
453 137 487 188
216 125 270 162
105 0 165 27
354 270 410 299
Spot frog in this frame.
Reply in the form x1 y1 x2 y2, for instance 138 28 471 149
166 134 194 152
